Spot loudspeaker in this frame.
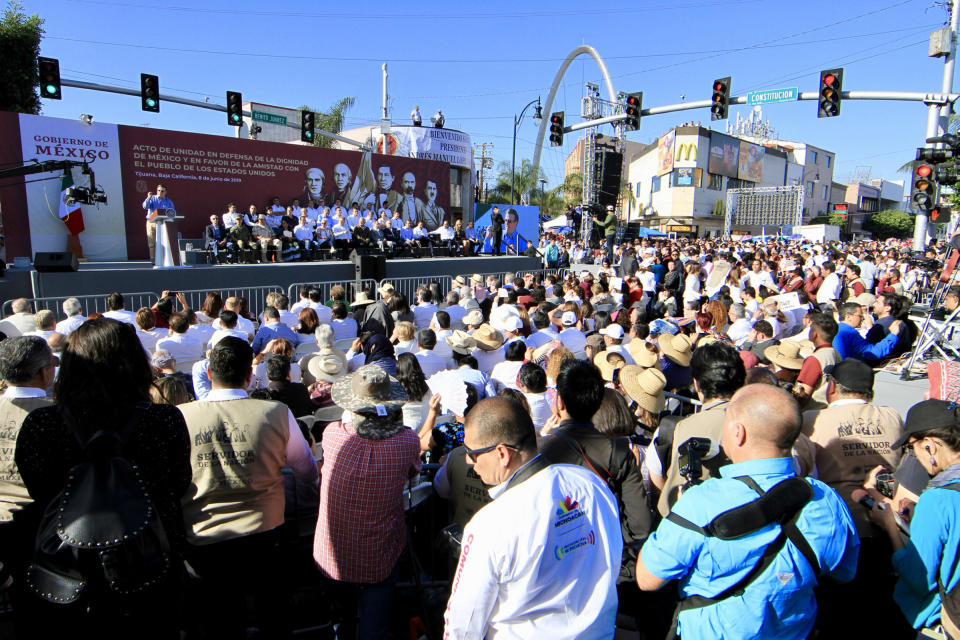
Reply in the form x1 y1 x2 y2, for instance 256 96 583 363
34 252 78 272
597 151 623 208
350 251 386 282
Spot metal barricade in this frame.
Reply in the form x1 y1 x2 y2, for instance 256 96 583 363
515 268 562 283
383 271 510 303
286 279 380 307
1 291 160 318
177 285 284 319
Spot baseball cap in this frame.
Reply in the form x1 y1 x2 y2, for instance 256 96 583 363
828 359 874 396
503 315 523 332
599 324 624 340
561 311 577 326
892 399 960 449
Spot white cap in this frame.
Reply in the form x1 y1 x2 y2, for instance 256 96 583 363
599 324 624 340
561 311 577 326
503 316 523 332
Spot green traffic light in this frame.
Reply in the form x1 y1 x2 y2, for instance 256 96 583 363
147 99 156 107
231 114 240 122
306 132 312 138
45 84 57 94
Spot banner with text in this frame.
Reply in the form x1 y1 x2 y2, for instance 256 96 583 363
376 127 472 169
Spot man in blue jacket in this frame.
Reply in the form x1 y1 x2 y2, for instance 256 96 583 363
251 306 298 354
832 302 902 364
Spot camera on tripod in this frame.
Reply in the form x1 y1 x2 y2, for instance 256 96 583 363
677 436 712 490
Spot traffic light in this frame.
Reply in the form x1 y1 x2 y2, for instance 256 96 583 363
711 77 730 121
930 204 952 224
818 68 843 118
910 162 937 210
38 57 62 100
140 73 159 112
301 111 315 143
624 92 642 131
549 111 564 147
226 91 242 126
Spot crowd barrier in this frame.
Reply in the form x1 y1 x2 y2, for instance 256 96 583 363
178 285 284 319
382 271 511 304
286 279 379 307
1 291 161 319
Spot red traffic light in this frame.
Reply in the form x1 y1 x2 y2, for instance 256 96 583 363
822 74 836 87
626 95 639 107
916 164 933 177
713 81 726 92
550 114 562 124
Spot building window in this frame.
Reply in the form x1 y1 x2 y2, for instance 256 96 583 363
707 173 723 190
825 155 831 168
652 175 661 192
821 185 828 200
810 151 818 164
671 168 699 187
860 196 879 213
806 181 815 196
635 182 642 198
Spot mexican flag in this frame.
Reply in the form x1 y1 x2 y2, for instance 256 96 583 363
59 171 85 235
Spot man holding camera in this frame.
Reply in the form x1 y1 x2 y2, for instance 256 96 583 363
636 384 860 640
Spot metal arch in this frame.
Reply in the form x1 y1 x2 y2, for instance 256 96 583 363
531 45 617 199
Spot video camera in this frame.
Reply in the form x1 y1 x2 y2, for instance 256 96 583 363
677 436 712 490
64 185 107 206
904 251 941 272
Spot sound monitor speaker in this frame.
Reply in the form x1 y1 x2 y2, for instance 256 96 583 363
597 151 623 208
34 252 78 272
350 250 386 282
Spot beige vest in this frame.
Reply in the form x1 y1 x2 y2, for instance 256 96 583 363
179 397 290 545
0 396 52 521
802 401 903 537
657 400 730 517
805 347 840 411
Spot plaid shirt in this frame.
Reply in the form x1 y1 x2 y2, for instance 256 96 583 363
313 421 421 583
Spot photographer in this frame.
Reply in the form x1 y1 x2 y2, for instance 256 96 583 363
932 287 960 322
865 400 960 639
636 384 860 640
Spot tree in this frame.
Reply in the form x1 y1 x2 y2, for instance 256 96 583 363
862 209 915 240
0 1 45 115
297 96 356 148
558 172 583 207
488 158 546 205
808 212 847 228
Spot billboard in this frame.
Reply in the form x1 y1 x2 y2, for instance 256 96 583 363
0 111 451 260
657 130 676 174
376 126 472 169
473 204 539 255
737 141 764 183
708 132 740 179
674 139 699 168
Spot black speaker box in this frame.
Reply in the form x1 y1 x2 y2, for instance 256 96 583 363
597 151 623 208
350 251 386 282
34 252 79 272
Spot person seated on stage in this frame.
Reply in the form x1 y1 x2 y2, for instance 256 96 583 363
243 203 259 226
377 209 391 231
389 210 404 232
353 218 374 250
281 206 298 231
251 214 282 263
346 204 362 229
452 219 467 256
294 213 316 260
412 220 434 257
278 218 302 262
204 213 233 264
265 207 283 234
399 219 418 255
315 217 334 256
464 222 480 256
305 199 321 222
268 195 285 213
222 202 241 228
229 217 255 263
332 214 352 259
434 219 455 254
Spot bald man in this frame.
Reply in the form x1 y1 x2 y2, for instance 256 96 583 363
636 385 860 640
443 397 622 639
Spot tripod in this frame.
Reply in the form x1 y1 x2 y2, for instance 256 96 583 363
901 250 960 380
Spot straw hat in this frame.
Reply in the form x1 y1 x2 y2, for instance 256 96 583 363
352 290 374 307
763 341 806 371
594 350 628 382
307 348 348 382
627 339 660 368
446 330 477 355
852 292 876 307
461 298 481 311
657 333 693 367
472 324 504 351
378 282 396 298
619 365 667 415
470 273 484 285
331 364 407 415
452 275 467 288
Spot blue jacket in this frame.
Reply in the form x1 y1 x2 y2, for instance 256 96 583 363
251 321 299 354
832 321 899 364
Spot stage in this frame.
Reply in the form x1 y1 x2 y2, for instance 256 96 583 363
0 254 540 310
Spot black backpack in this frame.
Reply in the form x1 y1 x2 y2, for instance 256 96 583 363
25 404 172 605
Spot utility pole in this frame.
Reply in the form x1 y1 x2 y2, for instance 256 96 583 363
915 0 959 250
474 142 493 201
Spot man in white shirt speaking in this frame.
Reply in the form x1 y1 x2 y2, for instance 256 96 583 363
444 397 622 639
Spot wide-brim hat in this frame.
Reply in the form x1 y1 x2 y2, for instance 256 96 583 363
657 333 693 367
446 330 477 355
852 292 876 307
619 365 667 414
594 350 628 382
764 341 806 370
378 282 396 297
470 273 484 285
461 298 481 311
331 364 408 415
627 339 660 368
352 291 374 306
452 275 467 288
463 309 484 326
307 348 348 382
472 324 504 351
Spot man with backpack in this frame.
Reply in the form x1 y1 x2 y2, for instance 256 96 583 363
178 337 318 638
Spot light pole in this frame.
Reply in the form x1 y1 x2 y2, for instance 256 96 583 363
512 97 542 205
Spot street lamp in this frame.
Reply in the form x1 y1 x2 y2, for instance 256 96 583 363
512 97 542 205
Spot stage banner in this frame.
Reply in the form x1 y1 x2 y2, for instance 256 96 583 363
708 132 740 179
376 127 472 169
18 113 127 260
116 126 450 259
657 130 676 174
474 203 539 255
738 140 764 183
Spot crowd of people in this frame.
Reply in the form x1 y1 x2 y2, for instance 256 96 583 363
0 228 958 639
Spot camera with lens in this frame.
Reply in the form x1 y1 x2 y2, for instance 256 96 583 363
876 472 896 499
677 436 712 489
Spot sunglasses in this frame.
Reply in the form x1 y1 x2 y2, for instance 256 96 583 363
464 441 522 462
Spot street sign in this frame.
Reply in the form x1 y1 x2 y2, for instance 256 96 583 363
253 110 287 126
746 87 799 106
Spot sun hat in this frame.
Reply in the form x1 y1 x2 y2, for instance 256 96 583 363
627 339 660 369
852 292 876 307
446 330 477 355
470 273 484 285
619 365 667 414
352 290 375 307
377 282 395 297
452 275 467 288
657 333 693 367
461 297 481 311
594 350 627 382
331 364 407 415
462 309 484 326
307 349 348 382
764 341 806 371
472 324 505 351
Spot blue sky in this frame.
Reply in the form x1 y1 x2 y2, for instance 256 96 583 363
25 0 956 192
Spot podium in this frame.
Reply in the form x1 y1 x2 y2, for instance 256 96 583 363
154 213 184 268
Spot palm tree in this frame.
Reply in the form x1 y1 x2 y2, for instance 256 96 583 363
297 97 356 148
488 159 547 204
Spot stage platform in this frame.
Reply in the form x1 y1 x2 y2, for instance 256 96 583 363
0 255 540 303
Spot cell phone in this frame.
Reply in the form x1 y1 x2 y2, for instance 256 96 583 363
858 495 876 510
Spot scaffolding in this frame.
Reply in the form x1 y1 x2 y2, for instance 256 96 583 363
723 185 805 237
579 83 626 244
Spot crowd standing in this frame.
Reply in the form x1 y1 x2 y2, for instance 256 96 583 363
0 228 958 639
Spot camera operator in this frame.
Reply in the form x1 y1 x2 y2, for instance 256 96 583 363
864 400 960 639
932 287 960 322
648 341 746 516
636 384 860 640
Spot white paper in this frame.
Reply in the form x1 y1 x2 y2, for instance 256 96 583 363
776 292 802 312
426 370 469 417
609 277 623 292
